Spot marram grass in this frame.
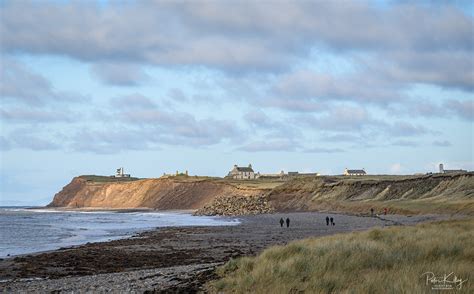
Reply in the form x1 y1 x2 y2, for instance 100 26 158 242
208 219 474 293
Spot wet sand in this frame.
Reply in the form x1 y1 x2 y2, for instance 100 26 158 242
0 212 455 292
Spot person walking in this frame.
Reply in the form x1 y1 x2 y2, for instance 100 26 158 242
279 218 284 227
286 217 290 228
384 208 388 215
330 217 334 226
370 208 374 217
325 216 330 226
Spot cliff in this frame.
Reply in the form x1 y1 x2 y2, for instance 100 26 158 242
48 173 474 215
267 173 474 215
47 176 272 210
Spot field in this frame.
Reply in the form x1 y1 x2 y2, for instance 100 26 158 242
79 175 141 182
209 218 474 293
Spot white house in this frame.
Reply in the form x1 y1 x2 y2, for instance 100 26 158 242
227 164 256 180
344 168 366 176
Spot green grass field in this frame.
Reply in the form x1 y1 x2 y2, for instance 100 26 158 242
79 175 141 182
208 218 474 293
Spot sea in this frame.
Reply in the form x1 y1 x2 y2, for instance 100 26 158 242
0 207 239 258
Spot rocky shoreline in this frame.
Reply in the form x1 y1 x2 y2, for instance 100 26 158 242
0 212 455 292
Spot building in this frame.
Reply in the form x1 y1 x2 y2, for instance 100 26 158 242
439 163 466 174
227 164 256 180
257 170 285 179
114 167 130 178
288 171 320 177
344 168 366 176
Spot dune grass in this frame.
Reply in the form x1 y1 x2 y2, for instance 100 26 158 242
208 218 474 293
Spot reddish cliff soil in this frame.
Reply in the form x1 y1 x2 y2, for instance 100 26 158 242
48 176 271 210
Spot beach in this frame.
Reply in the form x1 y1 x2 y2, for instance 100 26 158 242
0 212 456 292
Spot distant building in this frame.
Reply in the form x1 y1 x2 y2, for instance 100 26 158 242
344 168 366 176
257 170 285 179
227 164 256 180
114 167 130 178
439 163 466 174
288 171 320 177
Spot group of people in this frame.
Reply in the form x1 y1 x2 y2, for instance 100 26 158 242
279 207 390 228
371 207 389 217
325 216 335 226
279 217 290 227
279 216 336 227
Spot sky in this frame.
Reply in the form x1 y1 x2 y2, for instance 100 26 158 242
0 0 473 205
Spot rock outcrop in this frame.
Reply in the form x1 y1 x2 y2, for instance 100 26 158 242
194 195 275 216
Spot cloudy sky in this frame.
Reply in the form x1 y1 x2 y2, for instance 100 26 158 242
1 0 473 205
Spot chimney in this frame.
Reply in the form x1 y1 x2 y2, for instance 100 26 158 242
439 163 444 173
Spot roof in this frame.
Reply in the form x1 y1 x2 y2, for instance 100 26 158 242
347 169 366 174
235 167 254 172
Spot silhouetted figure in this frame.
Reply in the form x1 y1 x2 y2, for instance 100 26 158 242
325 216 330 226
330 217 334 226
370 208 374 217
286 217 290 228
280 218 284 227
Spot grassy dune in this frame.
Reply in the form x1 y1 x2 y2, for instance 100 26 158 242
208 219 474 293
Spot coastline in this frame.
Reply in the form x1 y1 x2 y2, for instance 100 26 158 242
0 211 459 292
0 208 239 259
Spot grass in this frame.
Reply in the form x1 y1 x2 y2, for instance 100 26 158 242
208 218 474 293
79 175 141 182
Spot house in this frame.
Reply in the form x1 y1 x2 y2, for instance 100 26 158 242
227 164 256 180
257 170 285 179
439 164 466 174
344 168 366 176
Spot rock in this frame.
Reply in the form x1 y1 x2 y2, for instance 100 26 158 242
194 195 275 216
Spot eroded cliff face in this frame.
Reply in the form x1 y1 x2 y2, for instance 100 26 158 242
267 173 474 214
47 177 268 209
48 173 474 215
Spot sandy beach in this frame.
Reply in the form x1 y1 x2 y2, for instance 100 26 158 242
0 212 456 293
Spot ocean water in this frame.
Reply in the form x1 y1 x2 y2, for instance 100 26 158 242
0 207 239 258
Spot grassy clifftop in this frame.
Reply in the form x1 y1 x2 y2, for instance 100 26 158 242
209 218 474 293
79 175 141 182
